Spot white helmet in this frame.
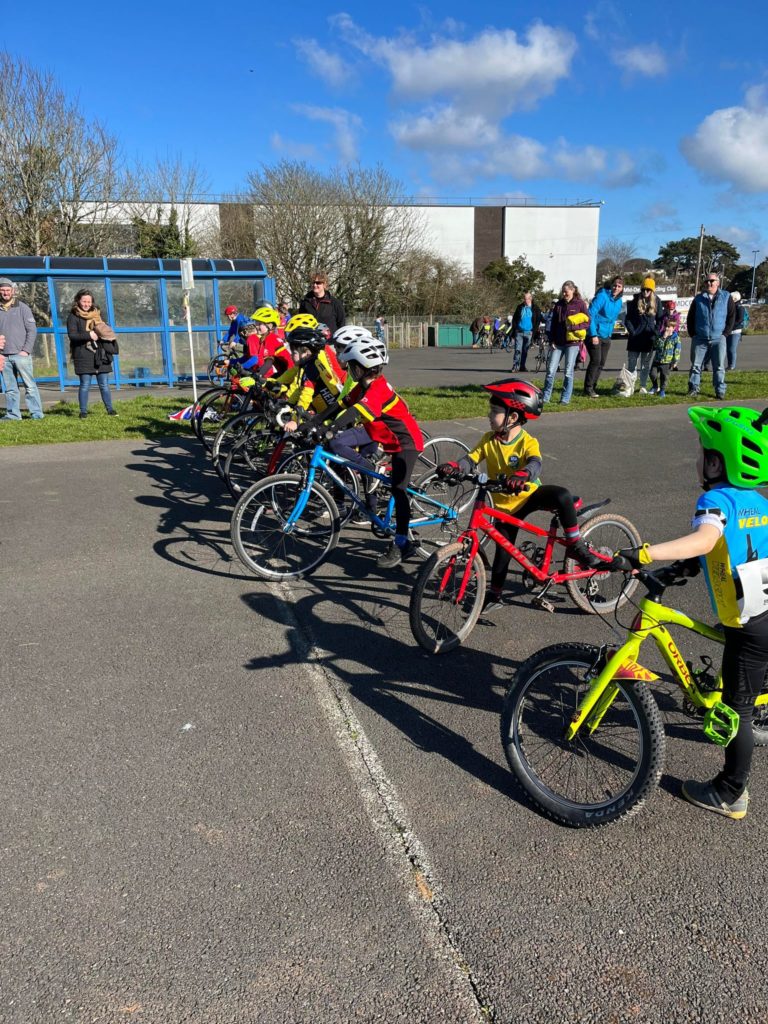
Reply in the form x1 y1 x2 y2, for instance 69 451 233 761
331 325 374 350
338 336 389 368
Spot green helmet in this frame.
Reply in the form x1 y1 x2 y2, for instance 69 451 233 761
688 405 768 488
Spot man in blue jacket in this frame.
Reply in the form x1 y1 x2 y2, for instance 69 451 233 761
686 272 735 400
584 276 624 397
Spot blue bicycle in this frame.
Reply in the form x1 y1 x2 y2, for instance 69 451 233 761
230 442 467 579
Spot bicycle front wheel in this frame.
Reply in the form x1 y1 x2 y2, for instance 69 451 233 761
564 512 642 614
409 542 486 653
276 448 360 527
231 474 339 579
500 643 665 827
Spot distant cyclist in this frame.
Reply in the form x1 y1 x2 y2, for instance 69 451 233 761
222 305 249 351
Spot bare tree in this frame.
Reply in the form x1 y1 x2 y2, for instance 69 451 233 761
0 52 124 257
597 237 638 278
128 155 218 257
244 160 425 310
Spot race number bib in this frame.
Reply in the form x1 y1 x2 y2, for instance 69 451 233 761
735 558 768 624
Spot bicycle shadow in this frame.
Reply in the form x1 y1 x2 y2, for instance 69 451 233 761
238 582 524 803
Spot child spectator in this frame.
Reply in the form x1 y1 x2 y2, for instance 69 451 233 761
649 300 681 398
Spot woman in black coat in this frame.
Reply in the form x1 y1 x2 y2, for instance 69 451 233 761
624 277 664 394
67 289 117 418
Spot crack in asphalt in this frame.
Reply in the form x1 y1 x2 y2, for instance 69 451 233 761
272 581 496 1022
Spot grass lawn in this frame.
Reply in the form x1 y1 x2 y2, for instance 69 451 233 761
2 372 768 447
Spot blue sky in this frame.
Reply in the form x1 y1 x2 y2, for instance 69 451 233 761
9 0 768 264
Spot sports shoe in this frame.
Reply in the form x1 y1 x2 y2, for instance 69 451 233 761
79 412 88 419
681 779 748 820
687 388 699 398
482 592 505 613
376 540 417 568
657 390 666 398
566 540 604 569
638 387 648 395
107 410 118 416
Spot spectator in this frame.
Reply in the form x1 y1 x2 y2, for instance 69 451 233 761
542 281 590 406
727 290 746 370
649 300 681 398
470 314 484 348
512 291 544 371
374 316 386 342
625 277 664 395
0 277 44 421
583 276 624 398
277 298 291 325
67 289 118 419
298 270 346 336
686 272 735 399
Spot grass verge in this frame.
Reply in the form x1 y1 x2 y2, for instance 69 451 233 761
2 372 768 447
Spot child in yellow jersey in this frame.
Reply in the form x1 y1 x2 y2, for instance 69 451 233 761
437 378 601 611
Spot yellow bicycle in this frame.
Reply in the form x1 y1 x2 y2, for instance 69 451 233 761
500 565 768 827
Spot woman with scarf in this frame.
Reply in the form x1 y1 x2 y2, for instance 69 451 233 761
66 289 117 418
624 277 664 395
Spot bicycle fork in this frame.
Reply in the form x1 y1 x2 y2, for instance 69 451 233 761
565 641 659 741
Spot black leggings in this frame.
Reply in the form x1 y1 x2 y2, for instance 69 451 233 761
715 613 768 801
389 449 419 536
490 485 579 590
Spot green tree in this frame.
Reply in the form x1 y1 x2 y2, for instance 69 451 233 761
729 258 768 301
133 206 198 259
481 255 553 308
653 235 740 291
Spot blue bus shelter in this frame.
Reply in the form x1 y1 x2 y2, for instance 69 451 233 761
0 256 275 389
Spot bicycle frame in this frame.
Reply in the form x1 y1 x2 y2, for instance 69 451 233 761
284 444 459 536
566 597 768 741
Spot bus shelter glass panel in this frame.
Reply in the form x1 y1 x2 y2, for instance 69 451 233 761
170 331 215 378
111 279 162 327
165 280 215 327
54 279 107 327
117 332 165 379
217 279 264 320
31 332 57 379
13 280 53 328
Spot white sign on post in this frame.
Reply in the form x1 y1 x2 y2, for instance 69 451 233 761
180 259 198 401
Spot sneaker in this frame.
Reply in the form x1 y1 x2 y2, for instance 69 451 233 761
584 392 598 399
681 779 748 820
79 412 88 419
107 409 118 416
567 540 604 569
687 388 699 398
482 592 505 613
638 387 648 395
716 393 727 400
376 540 417 568
657 390 666 398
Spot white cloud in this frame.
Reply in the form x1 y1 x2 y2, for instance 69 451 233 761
708 223 766 258
270 133 319 161
294 40 352 88
391 107 499 150
681 86 768 193
611 44 667 77
332 15 576 117
292 105 362 163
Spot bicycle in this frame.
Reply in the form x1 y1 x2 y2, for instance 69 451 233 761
408 472 641 654
500 565 768 827
533 326 549 374
230 438 464 579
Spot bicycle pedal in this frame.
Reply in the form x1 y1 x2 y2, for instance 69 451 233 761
531 596 555 613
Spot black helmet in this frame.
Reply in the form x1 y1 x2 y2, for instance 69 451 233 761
287 326 326 351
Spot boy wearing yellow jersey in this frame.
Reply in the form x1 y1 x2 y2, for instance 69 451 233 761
276 316 343 424
438 378 601 611
611 406 768 820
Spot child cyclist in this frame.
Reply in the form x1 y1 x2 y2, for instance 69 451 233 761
223 307 292 379
437 378 602 611
610 405 768 819
321 335 425 568
276 315 344 420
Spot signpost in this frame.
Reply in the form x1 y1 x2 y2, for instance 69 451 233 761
180 258 198 401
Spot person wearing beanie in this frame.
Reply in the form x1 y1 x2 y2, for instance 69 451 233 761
0 277 44 421
624 276 664 395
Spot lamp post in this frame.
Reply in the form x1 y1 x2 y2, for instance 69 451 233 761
751 249 760 303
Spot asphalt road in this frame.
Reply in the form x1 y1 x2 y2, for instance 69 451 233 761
2 403 768 1023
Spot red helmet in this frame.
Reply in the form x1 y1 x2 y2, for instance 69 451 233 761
483 377 543 420
665 300 676 309
225 305 238 316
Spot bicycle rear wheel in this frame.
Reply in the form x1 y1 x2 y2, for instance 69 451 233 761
416 436 471 474
231 474 339 579
409 471 479 554
534 344 547 374
564 512 641 614
500 643 665 826
409 542 486 653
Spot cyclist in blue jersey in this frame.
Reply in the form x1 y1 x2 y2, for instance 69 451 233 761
611 406 768 819
222 306 249 351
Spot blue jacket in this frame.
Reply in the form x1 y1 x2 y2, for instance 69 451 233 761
588 287 623 339
688 290 734 341
225 313 249 346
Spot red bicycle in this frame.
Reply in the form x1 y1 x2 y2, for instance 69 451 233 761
408 472 641 653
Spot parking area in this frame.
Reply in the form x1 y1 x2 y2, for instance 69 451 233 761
3 401 768 1022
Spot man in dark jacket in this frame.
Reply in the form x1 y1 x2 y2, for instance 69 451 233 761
686 272 736 399
511 292 544 371
0 277 43 420
298 270 345 336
